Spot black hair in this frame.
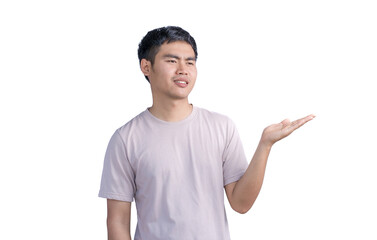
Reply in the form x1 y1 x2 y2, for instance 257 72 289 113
137 26 198 82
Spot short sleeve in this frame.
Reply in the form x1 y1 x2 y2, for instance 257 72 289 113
98 130 136 202
222 119 248 186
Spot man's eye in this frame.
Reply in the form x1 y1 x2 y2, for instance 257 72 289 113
167 60 176 63
187 62 195 65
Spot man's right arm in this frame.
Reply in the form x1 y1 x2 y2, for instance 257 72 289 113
107 199 132 240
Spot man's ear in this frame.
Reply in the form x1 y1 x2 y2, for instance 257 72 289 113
140 59 151 77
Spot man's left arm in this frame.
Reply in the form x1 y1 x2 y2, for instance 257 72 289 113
225 114 315 214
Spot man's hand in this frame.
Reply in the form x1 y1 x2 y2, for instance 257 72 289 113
261 114 315 147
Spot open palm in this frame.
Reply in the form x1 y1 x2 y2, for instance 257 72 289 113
261 114 315 146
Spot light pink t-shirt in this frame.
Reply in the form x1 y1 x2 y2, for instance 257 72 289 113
99 106 248 240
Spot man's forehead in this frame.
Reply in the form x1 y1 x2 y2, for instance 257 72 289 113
158 41 195 57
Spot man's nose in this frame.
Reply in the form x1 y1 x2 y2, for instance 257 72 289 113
176 61 188 75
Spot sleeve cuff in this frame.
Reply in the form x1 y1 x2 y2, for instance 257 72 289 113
223 171 245 187
98 192 134 202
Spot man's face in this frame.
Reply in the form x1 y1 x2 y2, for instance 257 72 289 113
144 41 197 102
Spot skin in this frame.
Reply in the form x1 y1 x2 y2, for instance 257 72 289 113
107 199 131 240
106 40 315 239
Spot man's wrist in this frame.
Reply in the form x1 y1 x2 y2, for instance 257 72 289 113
258 138 274 150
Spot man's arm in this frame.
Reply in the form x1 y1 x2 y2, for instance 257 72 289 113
225 114 315 214
107 199 132 240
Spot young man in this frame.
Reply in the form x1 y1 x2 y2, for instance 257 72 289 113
99 26 315 240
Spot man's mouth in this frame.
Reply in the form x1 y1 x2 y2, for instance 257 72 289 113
174 80 188 84
174 78 189 87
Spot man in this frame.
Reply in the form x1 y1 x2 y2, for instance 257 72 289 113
99 26 315 240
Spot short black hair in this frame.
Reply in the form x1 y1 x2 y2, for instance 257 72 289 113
138 26 198 82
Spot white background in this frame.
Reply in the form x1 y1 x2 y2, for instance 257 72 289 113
1 0 376 239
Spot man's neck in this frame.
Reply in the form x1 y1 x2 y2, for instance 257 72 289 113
148 100 193 122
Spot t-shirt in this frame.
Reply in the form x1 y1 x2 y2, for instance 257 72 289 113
98 105 248 240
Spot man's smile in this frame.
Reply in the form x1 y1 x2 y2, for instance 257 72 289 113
173 77 189 87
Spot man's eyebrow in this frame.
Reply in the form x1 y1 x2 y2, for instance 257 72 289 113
163 54 196 61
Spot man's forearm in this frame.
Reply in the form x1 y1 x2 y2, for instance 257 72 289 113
231 140 272 213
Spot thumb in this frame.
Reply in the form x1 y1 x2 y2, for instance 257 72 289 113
281 119 291 128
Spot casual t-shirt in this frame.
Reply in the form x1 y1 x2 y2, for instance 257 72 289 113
99 105 248 240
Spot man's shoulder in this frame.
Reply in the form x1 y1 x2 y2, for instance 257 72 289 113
115 109 149 135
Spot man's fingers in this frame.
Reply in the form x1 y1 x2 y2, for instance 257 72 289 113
288 114 315 131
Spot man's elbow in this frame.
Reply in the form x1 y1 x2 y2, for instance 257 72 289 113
236 207 251 214
232 203 253 214
237 209 249 214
